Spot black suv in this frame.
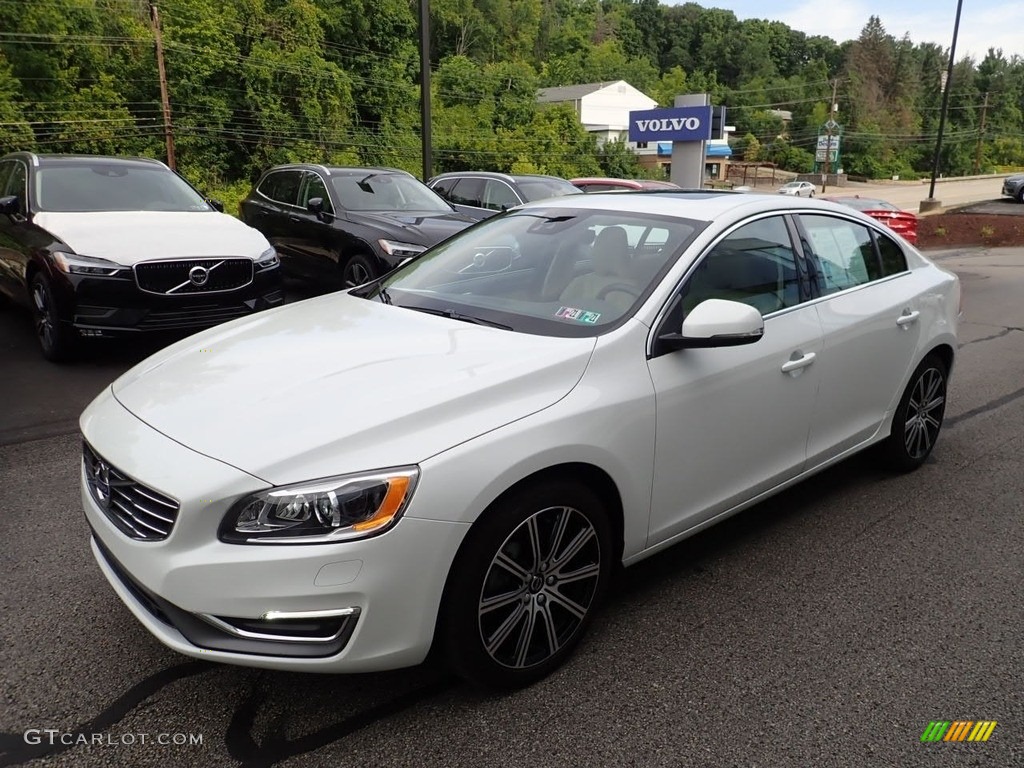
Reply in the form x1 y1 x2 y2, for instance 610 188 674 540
240 165 475 288
426 171 580 220
0 152 283 361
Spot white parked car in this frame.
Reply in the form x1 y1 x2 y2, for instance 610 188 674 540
778 181 816 197
81 192 959 689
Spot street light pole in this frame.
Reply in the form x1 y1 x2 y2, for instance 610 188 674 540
923 0 964 209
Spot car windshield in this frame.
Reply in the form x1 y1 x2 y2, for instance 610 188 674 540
34 163 211 212
360 207 705 337
783 182 803 189
515 178 580 202
331 172 452 212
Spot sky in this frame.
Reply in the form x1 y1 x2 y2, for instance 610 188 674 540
687 1 1024 59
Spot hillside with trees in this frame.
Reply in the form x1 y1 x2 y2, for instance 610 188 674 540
1 0 1022 197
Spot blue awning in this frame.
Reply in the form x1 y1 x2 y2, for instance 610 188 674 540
656 142 732 157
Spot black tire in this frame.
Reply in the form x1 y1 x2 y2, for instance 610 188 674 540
29 273 76 362
341 252 379 288
1016 188 1024 204
440 479 613 689
877 353 948 472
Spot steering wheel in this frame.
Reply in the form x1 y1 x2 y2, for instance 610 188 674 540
596 282 640 300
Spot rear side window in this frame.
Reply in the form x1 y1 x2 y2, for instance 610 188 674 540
483 180 519 211
799 214 881 294
259 171 302 206
450 177 485 207
875 231 908 276
430 177 456 199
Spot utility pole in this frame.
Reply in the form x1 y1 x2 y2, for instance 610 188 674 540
973 91 989 175
418 0 432 181
923 0 964 210
822 78 839 193
150 3 175 170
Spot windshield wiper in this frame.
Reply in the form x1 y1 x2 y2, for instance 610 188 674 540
404 305 511 330
353 276 392 304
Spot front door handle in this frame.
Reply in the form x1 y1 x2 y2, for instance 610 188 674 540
896 310 920 327
781 352 816 373
288 214 303 223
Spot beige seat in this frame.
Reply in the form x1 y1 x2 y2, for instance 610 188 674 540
558 226 635 310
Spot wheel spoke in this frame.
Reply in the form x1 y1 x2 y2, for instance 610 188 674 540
547 589 588 621
556 562 600 586
513 605 538 668
924 395 945 413
484 602 526 657
525 514 543 571
923 371 942 403
493 549 530 581
480 588 525 615
551 527 595 573
538 603 560 658
545 507 571 565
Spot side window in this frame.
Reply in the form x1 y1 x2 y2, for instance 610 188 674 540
4 161 27 201
430 177 456 199
680 216 802 317
875 230 908 276
258 171 301 206
799 214 881 293
449 177 485 207
0 161 12 197
301 172 333 213
483 180 519 211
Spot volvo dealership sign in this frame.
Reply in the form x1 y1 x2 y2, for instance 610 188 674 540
629 106 713 143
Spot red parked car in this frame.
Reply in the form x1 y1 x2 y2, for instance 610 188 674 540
823 196 919 244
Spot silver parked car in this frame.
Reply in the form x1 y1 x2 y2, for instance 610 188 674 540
1001 174 1024 203
777 181 816 198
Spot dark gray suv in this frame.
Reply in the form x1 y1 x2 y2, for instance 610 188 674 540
426 171 579 220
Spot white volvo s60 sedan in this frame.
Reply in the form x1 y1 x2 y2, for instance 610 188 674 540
80 191 959 688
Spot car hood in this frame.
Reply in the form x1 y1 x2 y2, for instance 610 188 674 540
108 294 596 485
33 211 270 265
352 211 474 247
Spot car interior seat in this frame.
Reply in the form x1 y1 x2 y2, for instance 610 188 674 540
558 226 635 310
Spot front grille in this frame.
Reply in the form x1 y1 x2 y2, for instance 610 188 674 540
83 442 180 541
137 303 253 330
135 258 253 295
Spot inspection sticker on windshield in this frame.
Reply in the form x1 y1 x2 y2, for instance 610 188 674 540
556 306 601 324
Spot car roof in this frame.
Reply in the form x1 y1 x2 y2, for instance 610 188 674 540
1 152 168 169
429 171 568 183
512 189 875 223
262 164 413 178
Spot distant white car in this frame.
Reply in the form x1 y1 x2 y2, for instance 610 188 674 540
82 192 960 689
778 181 816 198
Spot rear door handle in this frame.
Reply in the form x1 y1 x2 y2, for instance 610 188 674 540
896 310 920 327
781 352 816 373
288 214 302 223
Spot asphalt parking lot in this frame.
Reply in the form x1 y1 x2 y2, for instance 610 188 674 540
1 248 1022 768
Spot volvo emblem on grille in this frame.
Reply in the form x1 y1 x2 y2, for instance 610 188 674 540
188 265 210 286
91 458 112 508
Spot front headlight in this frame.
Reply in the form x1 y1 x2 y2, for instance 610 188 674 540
219 467 419 544
52 251 126 276
378 239 426 259
255 247 279 271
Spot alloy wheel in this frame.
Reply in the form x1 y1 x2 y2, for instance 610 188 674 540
903 366 945 459
477 505 601 670
344 257 374 288
32 280 56 352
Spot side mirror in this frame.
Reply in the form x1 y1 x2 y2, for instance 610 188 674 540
306 197 325 216
206 198 224 212
659 298 764 350
0 195 20 216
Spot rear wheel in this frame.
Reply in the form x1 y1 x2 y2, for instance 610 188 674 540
30 273 76 362
440 480 612 689
341 253 378 288
877 353 948 472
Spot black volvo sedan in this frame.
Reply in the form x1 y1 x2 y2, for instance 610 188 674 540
0 153 283 361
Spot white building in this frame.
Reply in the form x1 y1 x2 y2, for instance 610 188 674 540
536 80 657 146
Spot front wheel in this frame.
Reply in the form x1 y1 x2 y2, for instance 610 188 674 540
877 353 948 472
440 480 613 689
341 253 378 288
30 274 76 362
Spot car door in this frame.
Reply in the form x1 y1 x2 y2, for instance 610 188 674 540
287 170 340 282
646 214 824 545
248 170 303 269
0 159 30 304
795 214 924 464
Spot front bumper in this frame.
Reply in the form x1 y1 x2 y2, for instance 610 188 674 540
54 267 284 337
81 393 470 673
